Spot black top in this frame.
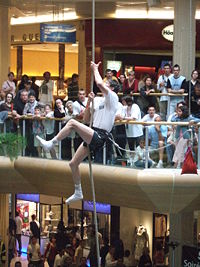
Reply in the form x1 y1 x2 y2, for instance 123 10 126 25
68 82 79 101
30 221 40 238
13 99 26 115
31 84 40 101
0 103 12 112
138 254 152 267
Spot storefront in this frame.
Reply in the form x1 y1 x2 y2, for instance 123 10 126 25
10 22 79 99
68 200 111 244
120 206 170 265
16 194 62 254
85 19 200 90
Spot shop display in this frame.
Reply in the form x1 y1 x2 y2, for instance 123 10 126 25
16 194 62 254
133 225 149 261
155 214 167 238
153 213 168 265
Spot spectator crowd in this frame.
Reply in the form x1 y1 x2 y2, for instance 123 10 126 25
1 64 200 168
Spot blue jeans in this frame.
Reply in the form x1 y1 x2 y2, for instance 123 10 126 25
134 160 153 168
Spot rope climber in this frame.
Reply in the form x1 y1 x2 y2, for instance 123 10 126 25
36 61 119 204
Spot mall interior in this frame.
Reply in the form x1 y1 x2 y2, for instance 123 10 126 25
1 0 200 267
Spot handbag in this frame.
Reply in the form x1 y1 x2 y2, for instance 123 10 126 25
45 243 52 259
181 146 198 174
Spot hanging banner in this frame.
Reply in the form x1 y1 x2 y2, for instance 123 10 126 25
40 23 76 43
182 245 200 267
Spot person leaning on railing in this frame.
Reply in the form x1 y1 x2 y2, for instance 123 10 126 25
167 64 186 115
138 76 157 115
190 82 200 119
157 63 172 121
54 98 73 160
0 92 15 132
148 115 169 168
171 105 199 168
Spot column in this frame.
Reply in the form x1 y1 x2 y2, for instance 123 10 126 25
78 21 87 90
111 206 120 244
0 194 9 265
0 6 11 88
86 47 103 94
173 0 196 79
17 46 23 80
58 43 65 89
169 212 194 267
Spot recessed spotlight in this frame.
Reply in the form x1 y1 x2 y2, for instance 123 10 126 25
62 8 70 11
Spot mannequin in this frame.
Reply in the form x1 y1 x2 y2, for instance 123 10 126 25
133 225 149 262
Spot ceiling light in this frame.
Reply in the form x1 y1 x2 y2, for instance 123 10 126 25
44 4 55 7
115 9 147 19
115 8 174 19
164 6 172 9
11 11 78 25
195 10 200 19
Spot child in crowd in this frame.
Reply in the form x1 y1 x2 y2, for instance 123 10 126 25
32 106 44 157
43 104 57 159
123 250 132 267
171 105 194 168
133 138 154 168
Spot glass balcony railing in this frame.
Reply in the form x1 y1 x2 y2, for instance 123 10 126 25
1 115 199 170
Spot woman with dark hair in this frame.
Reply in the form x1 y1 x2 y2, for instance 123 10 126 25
0 92 14 112
138 76 157 114
184 69 199 105
2 72 16 97
118 74 126 93
54 98 72 160
0 92 14 132
44 235 57 267
190 82 200 118
18 74 29 91
171 105 196 168
123 71 139 95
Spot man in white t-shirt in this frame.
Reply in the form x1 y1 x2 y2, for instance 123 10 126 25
141 106 159 123
39 71 54 105
15 211 23 256
157 63 172 120
27 236 41 266
36 61 119 204
73 89 88 119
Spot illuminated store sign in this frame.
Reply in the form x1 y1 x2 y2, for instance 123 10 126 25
17 194 40 203
84 201 111 214
162 24 174 42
